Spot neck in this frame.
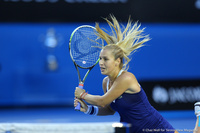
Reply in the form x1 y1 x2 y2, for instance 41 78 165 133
109 69 121 83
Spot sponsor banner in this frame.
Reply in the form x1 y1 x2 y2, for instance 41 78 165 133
140 79 200 110
0 0 200 22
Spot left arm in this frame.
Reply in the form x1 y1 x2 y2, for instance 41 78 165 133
75 72 140 107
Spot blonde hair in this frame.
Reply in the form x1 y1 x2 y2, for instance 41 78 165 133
95 15 150 70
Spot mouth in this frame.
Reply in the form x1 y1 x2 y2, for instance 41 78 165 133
100 67 106 72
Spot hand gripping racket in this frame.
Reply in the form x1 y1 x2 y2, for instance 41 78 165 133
69 25 102 111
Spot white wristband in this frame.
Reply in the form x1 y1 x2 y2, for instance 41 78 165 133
84 105 92 114
84 105 98 116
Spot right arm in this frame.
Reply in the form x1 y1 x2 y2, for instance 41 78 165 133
194 102 200 133
74 99 115 116
74 77 115 116
97 77 115 116
193 116 200 133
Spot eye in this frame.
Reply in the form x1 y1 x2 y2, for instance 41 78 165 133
104 57 108 61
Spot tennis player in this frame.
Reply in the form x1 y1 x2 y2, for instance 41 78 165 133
74 15 178 133
194 102 200 133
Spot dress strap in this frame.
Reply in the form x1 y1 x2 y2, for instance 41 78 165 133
117 69 124 77
106 69 124 92
106 78 109 92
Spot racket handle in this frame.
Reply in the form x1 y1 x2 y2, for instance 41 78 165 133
75 83 84 111
78 84 84 89
75 102 81 111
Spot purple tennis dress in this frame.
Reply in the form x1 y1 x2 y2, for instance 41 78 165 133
107 71 175 133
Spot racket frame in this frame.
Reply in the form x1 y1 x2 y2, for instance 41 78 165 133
69 25 101 110
69 25 100 85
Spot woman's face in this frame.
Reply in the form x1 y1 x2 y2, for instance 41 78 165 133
99 49 118 75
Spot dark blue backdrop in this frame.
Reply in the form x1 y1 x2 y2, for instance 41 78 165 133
0 23 200 107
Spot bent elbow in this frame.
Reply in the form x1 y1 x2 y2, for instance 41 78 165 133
98 101 107 108
97 97 108 108
99 104 106 108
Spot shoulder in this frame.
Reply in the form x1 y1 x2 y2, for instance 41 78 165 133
118 71 138 83
102 76 109 93
103 76 109 84
116 71 140 92
103 76 109 87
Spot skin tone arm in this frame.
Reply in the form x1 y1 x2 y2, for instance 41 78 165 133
74 98 115 115
194 117 200 133
74 77 115 115
98 77 115 115
75 71 140 108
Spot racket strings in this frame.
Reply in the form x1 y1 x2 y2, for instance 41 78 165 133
70 27 102 68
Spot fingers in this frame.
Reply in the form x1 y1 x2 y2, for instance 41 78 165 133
74 88 79 98
74 98 82 107
74 87 86 98
74 98 78 107
74 98 83 105
74 98 87 112
74 87 79 98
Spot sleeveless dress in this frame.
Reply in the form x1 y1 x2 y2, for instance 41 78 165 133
106 70 175 133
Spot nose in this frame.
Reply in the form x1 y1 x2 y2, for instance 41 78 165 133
99 58 103 66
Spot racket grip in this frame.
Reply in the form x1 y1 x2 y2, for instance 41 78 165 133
78 84 84 89
75 83 84 111
75 102 81 111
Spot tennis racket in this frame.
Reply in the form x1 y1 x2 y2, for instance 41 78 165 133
69 25 102 111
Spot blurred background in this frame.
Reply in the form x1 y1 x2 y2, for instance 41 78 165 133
0 0 200 132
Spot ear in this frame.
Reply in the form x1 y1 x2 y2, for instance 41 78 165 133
115 58 121 67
